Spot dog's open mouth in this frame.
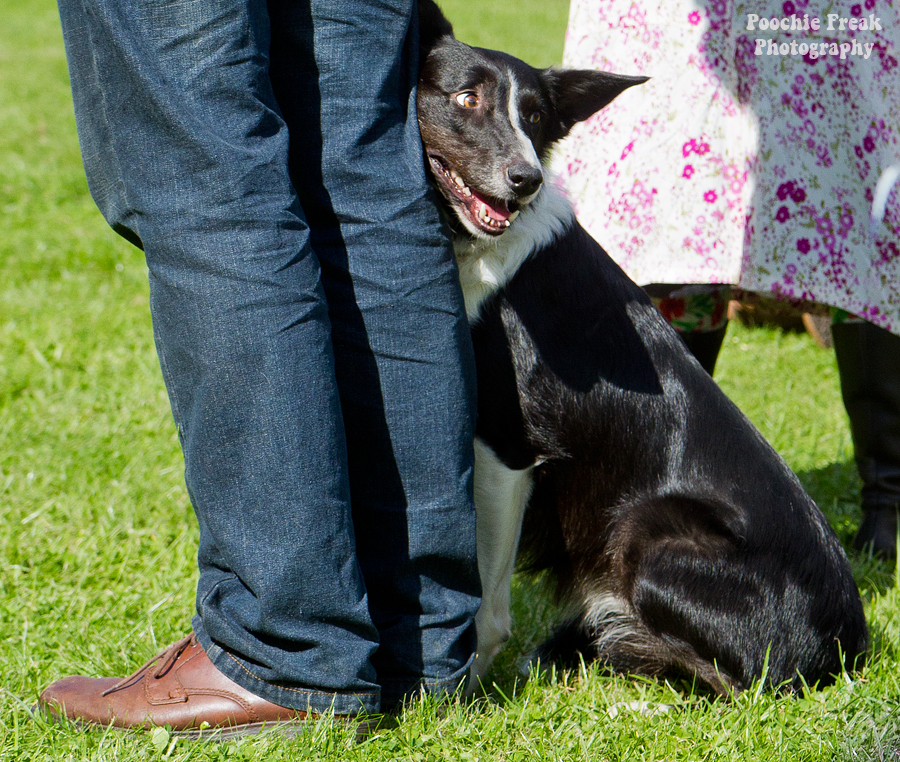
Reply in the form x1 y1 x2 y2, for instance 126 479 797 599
427 151 519 236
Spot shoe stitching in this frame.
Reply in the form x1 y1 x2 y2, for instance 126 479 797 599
102 635 194 698
179 688 260 724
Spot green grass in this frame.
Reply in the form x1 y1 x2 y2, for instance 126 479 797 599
2 0 899 759
441 0 570 66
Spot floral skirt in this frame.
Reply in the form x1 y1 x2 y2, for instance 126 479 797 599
556 0 900 335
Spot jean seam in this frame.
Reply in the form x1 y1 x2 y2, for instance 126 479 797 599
152 318 183 434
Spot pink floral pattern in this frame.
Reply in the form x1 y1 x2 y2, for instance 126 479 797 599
556 0 900 334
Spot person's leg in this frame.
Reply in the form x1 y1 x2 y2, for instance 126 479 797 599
266 0 479 710
832 316 900 559
43 0 476 724
644 284 731 376
52 0 377 715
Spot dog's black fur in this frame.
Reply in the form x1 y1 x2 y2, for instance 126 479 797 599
417 0 867 693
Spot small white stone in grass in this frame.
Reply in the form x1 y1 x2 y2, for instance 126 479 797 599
606 701 675 720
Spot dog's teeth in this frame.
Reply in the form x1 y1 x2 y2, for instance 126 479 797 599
462 187 472 197
509 210 520 221
503 220 510 227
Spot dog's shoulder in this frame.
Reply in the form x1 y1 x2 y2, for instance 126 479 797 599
494 209 660 346
469 200 670 404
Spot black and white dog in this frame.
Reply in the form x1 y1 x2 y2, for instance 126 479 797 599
417 0 867 694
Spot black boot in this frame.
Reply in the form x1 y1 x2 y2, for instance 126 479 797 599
679 324 728 377
832 321 900 559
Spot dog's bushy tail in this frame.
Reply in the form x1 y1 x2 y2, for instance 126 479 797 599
534 593 741 695
533 552 866 696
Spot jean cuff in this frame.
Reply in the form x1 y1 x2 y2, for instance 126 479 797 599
379 650 475 713
192 618 381 716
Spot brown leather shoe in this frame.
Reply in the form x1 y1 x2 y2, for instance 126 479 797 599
37 634 319 738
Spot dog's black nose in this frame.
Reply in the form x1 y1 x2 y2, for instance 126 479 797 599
507 163 543 197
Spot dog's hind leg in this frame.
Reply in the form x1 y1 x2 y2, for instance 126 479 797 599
468 438 534 692
530 616 597 672
531 592 646 675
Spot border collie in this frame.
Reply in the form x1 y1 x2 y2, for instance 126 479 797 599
417 0 867 694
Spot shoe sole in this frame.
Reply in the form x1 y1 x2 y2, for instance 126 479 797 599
34 702 384 742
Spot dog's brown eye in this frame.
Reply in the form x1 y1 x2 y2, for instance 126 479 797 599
529 112 541 124
455 92 479 108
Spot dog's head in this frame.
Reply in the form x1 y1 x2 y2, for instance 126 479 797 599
417 0 646 239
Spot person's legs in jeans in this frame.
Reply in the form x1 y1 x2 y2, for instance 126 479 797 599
46 0 478 720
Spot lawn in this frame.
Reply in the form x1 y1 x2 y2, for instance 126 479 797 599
1 0 898 759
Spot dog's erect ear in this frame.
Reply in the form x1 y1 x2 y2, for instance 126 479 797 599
418 0 455 60
546 70 648 142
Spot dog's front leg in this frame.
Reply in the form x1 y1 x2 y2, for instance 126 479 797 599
468 438 534 693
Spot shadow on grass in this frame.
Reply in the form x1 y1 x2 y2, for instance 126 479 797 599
797 458 897 598
797 458 861 547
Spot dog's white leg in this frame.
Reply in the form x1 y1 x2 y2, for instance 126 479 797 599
468 438 534 692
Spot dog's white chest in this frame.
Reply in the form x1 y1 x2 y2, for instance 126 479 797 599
454 181 575 321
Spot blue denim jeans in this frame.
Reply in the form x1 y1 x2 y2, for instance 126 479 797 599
56 0 479 715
